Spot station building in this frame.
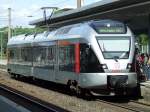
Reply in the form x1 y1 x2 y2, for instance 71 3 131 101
30 0 150 53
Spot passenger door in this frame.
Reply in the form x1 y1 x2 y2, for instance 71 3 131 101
55 42 76 84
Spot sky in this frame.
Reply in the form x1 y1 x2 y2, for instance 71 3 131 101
0 0 102 28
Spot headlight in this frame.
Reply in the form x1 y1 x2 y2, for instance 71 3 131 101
102 64 108 69
127 63 132 69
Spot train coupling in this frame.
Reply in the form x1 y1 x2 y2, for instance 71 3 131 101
107 75 128 95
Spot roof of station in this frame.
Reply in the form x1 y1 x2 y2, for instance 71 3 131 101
29 0 117 26
29 0 150 31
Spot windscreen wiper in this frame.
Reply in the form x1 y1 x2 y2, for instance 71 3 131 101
113 56 119 62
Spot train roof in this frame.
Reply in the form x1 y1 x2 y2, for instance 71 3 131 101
7 22 90 46
7 20 127 46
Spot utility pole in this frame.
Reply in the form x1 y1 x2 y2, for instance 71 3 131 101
8 8 11 41
77 0 84 8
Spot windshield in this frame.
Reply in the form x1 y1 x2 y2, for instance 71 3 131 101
97 36 130 59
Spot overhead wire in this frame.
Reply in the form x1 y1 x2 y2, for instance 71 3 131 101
50 0 73 6
0 0 75 27
24 0 73 22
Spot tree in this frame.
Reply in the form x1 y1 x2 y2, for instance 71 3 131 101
138 34 149 46
0 26 45 55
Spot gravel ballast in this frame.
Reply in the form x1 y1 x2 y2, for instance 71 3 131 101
0 71 132 112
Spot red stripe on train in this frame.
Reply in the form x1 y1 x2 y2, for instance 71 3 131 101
75 43 80 74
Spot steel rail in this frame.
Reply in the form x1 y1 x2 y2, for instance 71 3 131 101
96 99 149 112
0 84 68 112
130 100 150 107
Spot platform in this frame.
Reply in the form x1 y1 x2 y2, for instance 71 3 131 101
139 81 150 105
141 81 150 87
0 95 31 112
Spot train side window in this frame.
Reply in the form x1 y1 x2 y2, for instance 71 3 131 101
33 47 47 67
14 49 18 62
47 47 54 63
47 46 55 69
21 48 30 62
40 47 46 65
33 47 38 63
9 48 20 63
21 47 32 65
59 45 75 72
80 44 104 73
9 49 15 62
33 47 38 66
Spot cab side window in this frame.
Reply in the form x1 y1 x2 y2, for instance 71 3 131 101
80 44 104 73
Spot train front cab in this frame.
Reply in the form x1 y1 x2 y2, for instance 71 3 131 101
78 43 138 96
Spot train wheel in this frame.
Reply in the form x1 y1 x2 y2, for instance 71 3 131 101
133 84 141 98
76 86 92 99
14 74 20 79
67 80 76 95
129 84 141 98
76 86 84 97
10 73 15 78
76 87 84 97
10 73 20 79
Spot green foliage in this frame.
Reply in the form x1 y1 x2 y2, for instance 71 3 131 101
12 26 46 36
137 34 149 45
0 26 46 55
0 27 9 55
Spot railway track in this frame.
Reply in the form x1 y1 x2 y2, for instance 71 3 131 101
96 98 150 112
130 100 150 107
0 84 68 112
0 69 150 112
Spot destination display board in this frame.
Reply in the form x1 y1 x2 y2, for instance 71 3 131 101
90 20 126 34
97 27 125 33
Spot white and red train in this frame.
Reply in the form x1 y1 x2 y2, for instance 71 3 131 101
7 20 139 96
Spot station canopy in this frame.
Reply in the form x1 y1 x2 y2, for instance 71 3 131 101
29 0 150 32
